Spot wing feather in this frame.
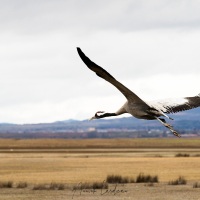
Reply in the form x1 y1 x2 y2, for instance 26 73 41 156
148 94 200 114
77 47 147 105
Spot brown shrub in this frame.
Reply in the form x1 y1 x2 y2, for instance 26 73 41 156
106 175 135 184
73 181 108 190
168 176 187 185
175 153 190 157
193 182 200 188
136 173 158 183
0 181 13 188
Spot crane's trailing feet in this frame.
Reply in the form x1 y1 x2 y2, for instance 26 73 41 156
157 118 181 138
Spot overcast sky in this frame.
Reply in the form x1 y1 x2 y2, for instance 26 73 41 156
0 0 200 124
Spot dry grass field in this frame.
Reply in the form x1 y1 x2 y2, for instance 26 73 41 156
0 138 200 149
0 138 200 200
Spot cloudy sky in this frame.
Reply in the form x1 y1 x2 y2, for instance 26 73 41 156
0 0 200 124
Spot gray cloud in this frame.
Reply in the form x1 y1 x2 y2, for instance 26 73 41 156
1 0 200 35
0 0 200 123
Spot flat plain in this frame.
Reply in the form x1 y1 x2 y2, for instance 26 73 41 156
0 138 200 200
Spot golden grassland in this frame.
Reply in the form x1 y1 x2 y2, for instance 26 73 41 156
0 138 199 184
0 138 200 200
0 138 200 149
0 153 200 184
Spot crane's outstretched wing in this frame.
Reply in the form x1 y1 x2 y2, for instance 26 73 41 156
77 47 148 105
148 94 200 114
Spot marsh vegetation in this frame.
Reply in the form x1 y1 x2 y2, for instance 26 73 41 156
0 138 200 199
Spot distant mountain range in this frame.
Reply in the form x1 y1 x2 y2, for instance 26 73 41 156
0 108 200 138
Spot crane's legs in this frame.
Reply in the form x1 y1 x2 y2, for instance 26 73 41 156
156 117 181 138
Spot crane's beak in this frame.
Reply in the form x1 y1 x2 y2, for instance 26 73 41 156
89 116 96 121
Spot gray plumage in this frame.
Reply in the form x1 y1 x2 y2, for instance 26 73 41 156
77 47 200 137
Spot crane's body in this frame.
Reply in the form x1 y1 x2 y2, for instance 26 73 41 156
77 47 200 137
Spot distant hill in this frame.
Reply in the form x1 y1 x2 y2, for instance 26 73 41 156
0 108 200 138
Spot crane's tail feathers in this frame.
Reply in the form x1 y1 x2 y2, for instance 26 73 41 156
156 118 181 138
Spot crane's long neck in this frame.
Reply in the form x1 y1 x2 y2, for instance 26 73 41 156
95 112 116 119
95 103 128 119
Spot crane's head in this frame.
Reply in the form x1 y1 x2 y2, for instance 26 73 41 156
89 111 105 120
